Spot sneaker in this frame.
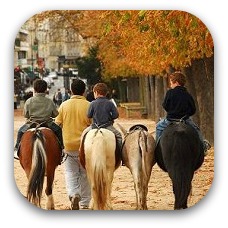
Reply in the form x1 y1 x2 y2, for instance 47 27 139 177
14 148 19 160
80 205 89 210
70 194 80 210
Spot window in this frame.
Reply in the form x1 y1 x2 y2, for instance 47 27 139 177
18 51 26 59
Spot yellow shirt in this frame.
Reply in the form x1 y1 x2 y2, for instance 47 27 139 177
55 95 91 151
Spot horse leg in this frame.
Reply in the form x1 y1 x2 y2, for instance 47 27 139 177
89 197 94 210
132 169 143 210
141 162 153 210
141 178 149 210
45 170 55 210
133 182 140 210
24 168 31 180
106 170 114 210
91 185 99 210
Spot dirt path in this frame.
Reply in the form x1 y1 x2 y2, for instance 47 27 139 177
13 109 214 210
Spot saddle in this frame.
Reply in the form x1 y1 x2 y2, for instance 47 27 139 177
128 124 148 132
122 124 148 153
79 128 121 169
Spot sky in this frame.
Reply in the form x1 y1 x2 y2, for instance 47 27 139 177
1 0 226 227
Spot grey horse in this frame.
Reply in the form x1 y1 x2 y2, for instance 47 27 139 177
117 123 156 210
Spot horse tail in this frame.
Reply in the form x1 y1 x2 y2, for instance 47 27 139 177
91 130 107 210
139 131 150 180
27 130 47 207
169 132 193 209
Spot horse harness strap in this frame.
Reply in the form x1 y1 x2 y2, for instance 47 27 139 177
27 120 51 131
92 121 113 129
167 115 188 123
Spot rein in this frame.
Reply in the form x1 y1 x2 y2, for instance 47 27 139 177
29 120 50 133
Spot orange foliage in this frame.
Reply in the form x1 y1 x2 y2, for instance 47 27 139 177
30 10 214 78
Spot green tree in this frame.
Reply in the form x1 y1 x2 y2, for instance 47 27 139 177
76 46 102 86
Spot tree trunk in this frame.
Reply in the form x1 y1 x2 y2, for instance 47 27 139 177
191 57 214 144
183 66 200 126
155 76 165 122
148 76 155 120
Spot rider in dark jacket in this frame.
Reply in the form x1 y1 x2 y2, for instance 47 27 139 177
156 72 211 155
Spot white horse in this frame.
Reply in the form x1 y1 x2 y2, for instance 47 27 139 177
117 123 156 210
82 128 121 210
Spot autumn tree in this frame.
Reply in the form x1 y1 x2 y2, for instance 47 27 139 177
27 10 214 143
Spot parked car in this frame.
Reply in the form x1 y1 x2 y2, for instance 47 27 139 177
43 76 54 88
48 71 58 79
69 68 78 77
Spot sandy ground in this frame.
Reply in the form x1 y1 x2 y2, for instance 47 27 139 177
14 108 214 210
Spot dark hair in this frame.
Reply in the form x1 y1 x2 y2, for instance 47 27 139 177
71 79 86 95
93 83 108 96
33 79 47 93
169 72 186 86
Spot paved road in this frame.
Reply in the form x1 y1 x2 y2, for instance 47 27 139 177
47 76 64 100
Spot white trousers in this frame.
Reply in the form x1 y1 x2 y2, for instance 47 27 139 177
64 150 91 207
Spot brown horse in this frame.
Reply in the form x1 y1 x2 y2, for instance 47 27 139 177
18 127 62 209
117 123 156 210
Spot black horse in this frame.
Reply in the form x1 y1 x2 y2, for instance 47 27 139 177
155 121 204 209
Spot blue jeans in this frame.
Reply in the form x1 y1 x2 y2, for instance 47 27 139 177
156 118 204 145
14 124 30 149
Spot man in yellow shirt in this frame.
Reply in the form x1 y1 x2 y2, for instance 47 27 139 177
55 79 91 210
